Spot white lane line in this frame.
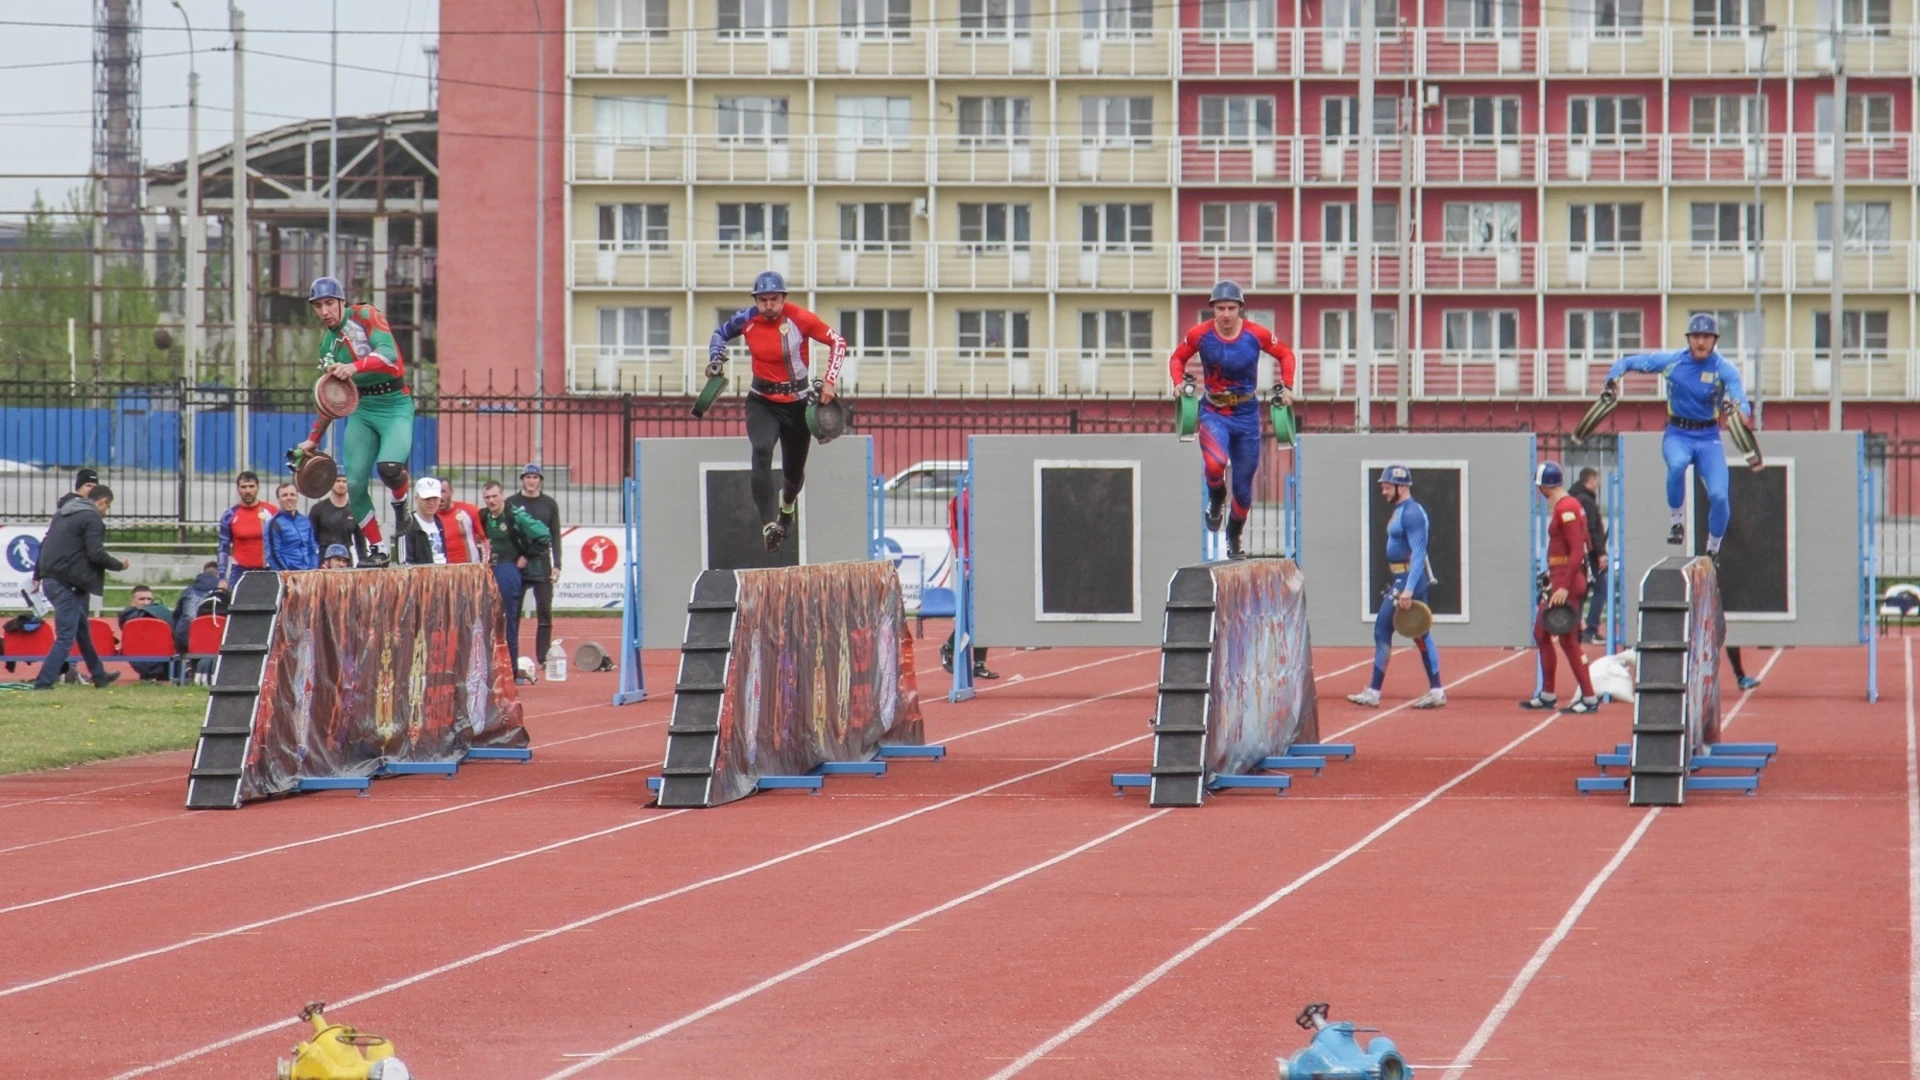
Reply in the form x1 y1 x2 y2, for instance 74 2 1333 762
1436 645 1784 1078
1907 637 1919 1080
0 815 185 857
0 776 161 810
1321 653 1524 743
1 811 693 999
1437 807 1662 1080
984 706 1564 1079
102 726 1158 1080
540 810 1175 1079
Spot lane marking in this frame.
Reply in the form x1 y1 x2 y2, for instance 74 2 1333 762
539 811 1174 1079
0 814 184 857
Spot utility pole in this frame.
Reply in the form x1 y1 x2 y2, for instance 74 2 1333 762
328 0 338 278
1354 13 1375 433
172 0 201 491
1396 59 1413 430
231 5 251 469
1828 6 1847 431
532 0 547 462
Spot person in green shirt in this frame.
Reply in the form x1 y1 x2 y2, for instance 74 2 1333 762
296 276 417 566
480 479 553 682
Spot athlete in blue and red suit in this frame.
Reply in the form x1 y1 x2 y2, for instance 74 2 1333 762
1166 281 1298 559
708 271 849 552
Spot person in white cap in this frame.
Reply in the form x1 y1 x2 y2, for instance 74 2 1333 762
399 477 453 565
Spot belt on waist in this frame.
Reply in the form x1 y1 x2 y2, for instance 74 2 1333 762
751 377 810 397
358 379 407 397
1207 391 1253 408
1667 414 1717 431
1389 562 1409 573
1547 555 1570 566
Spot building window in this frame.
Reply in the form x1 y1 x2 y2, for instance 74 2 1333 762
718 0 788 37
1692 0 1764 37
1201 202 1277 248
839 203 912 252
1199 96 1276 146
959 0 1031 37
1445 0 1523 35
1081 0 1152 37
1200 0 1275 37
716 97 790 144
1322 202 1398 247
597 307 672 355
1815 94 1896 142
1081 310 1155 353
1442 309 1519 359
1567 310 1644 356
958 203 1033 252
1572 0 1644 37
596 0 669 38
1814 202 1893 252
1081 203 1153 251
1688 202 1761 250
1322 95 1399 139
1322 0 1397 31
840 309 912 353
1692 309 1751 354
1080 96 1154 147
1322 308 1399 352
840 0 910 37
1688 94 1765 148
1568 96 1645 145
836 97 910 146
1443 96 1523 144
717 203 791 249
593 96 669 145
1567 203 1643 250
1825 0 1892 31
1814 310 1891 356
596 204 669 251
1442 202 1521 252
959 310 1031 354
957 97 1033 145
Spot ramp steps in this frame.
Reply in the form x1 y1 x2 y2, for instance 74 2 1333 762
184 573 282 810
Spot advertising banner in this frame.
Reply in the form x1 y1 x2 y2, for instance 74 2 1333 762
553 526 626 609
239 564 527 801
0 525 43 604
1206 559 1320 777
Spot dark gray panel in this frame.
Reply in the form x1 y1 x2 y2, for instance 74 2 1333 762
1039 466 1136 615
1364 465 1463 617
705 469 800 571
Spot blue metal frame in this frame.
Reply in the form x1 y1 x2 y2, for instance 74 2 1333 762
1861 432 1879 703
1529 434 1546 697
1285 439 1303 560
1605 446 1627 655
867 438 884 561
615 437 647 705
949 448 977 702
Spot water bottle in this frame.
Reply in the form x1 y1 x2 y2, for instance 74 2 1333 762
544 639 568 682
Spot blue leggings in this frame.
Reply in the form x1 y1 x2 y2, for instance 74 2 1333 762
1371 572 1441 691
1663 427 1730 539
1197 405 1261 523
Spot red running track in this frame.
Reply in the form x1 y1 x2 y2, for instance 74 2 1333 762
0 631 1908 1079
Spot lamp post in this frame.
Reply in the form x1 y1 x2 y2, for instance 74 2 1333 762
328 0 338 278
1749 22 1773 428
173 1 201 500
531 0 546 462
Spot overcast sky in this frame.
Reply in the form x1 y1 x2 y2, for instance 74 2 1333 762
0 1 440 216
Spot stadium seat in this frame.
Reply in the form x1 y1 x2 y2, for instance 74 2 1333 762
0 622 53 660
186 614 227 657
917 586 956 638
1879 584 1920 636
88 618 119 660
119 619 179 681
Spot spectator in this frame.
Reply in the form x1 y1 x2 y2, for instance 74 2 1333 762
117 584 174 682
321 543 354 570
507 463 563 665
264 482 320 571
32 484 126 690
217 471 277 587
309 475 367 565
1571 466 1610 644
442 479 487 561
399 477 484 565
57 468 99 510
479 479 552 683
172 560 225 652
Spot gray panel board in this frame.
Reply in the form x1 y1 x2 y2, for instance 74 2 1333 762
970 434 1198 647
1299 434 1535 647
635 436 873 652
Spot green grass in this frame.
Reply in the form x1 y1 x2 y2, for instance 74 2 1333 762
0 681 207 775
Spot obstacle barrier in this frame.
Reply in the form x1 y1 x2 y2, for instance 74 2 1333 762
183 564 529 809
652 560 935 808
1578 555 1775 803
1110 558 1346 806
617 435 877 706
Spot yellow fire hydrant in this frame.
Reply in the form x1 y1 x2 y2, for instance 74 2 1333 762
275 1001 410 1080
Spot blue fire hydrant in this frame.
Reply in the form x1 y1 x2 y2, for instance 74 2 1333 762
1277 1002 1412 1080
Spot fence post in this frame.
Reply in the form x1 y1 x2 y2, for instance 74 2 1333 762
621 393 635 481
176 378 190 532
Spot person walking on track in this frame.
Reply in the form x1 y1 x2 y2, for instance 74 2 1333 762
706 270 848 553
1521 461 1600 713
508 464 564 666
1348 464 1445 710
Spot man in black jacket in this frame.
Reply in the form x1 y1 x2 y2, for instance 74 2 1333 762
308 475 367 564
56 468 99 511
1572 467 1610 643
33 484 127 690
506 463 563 665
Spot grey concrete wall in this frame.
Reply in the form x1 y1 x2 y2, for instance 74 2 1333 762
634 436 873 650
1299 433 1536 647
970 434 1198 647
1620 430 1862 647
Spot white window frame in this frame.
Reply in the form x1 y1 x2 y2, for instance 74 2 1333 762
958 203 1033 253
1814 202 1894 253
1445 0 1523 38
593 96 670 146
1080 202 1154 252
1691 0 1765 37
1819 0 1893 32
596 0 669 38
1443 96 1524 145
1568 96 1646 147
1322 95 1400 141
1199 96 1277 146
717 203 791 249
716 96 790 145
1813 309 1892 359
839 202 913 252
1322 308 1400 353
1814 93 1896 146
840 0 910 38
958 309 1032 355
957 97 1033 145
1442 309 1520 360
1441 201 1522 253
717 0 789 38
1567 202 1644 251
1200 202 1277 249
837 96 911 147
596 203 670 251
1567 309 1644 357
839 308 913 352
1322 201 1399 248
959 0 1032 37
598 306 673 356
1323 0 1398 34
1080 310 1156 353
1688 201 1762 251
1080 96 1154 148
1571 0 1645 39
1689 94 1765 148
1199 0 1276 39
1080 0 1153 38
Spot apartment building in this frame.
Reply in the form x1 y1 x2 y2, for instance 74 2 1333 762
520 0 1920 401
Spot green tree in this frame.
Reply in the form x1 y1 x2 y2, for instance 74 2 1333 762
0 189 168 386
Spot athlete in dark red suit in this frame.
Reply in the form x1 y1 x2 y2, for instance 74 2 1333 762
1522 461 1600 713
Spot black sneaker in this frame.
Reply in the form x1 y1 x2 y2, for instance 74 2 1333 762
1205 490 1227 533
1567 696 1601 714
763 521 787 552
1519 693 1557 710
393 502 416 538
972 663 1000 680
778 498 797 535
1225 523 1247 560
92 671 122 689
361 551 392 569
1667 522 1685 545
939 640 955 673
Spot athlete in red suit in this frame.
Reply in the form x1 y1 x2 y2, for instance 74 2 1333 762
1522 461 1600 712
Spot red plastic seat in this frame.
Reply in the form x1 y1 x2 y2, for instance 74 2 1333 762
120 618 176 659
88 618 119 659
186 614 227 656
1 622 53 658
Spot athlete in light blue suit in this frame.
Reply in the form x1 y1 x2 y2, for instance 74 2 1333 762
1604 312 1758 553
1347 464 1445 710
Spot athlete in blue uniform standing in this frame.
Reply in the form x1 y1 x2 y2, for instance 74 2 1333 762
1603 313 1760 553
1167 281 1297 559
1348 464 1446 709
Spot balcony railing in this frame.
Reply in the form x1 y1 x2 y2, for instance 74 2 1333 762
570 240 689 290
931 242 1046 290
1055 140 1174 185
1053 244 1173 291
1175 244 1291 292
1176 136 1294 186
1177 28 1292 77
815 243 931 289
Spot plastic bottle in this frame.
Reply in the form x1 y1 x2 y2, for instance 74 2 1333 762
545 638 568 682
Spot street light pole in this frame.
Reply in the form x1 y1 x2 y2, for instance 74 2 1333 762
328 0 338 278
1828 6 1848 431
532 0 547 463
172 0 201 495
1750 22 1772 429
231 5 251 471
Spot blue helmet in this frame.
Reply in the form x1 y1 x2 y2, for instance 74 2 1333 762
1209 280 1245 305
1534 460 1565 488
307 276 346 304
1381 464 1413 487
751 270 789 297
1687 312 1719 338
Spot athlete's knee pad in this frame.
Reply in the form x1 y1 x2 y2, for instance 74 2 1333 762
376 461 410 494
